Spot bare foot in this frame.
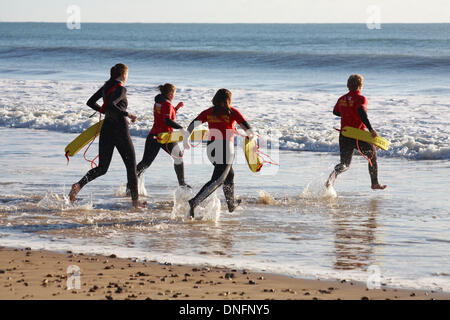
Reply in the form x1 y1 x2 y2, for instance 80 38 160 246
69 183 81 203
371 184 387 190
132 199 147 208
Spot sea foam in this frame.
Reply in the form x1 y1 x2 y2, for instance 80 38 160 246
1 79 449 160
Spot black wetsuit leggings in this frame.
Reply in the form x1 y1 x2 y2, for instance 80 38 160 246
78 119 139 200
190 140 236 211
135 134 186 185
333 134 379 185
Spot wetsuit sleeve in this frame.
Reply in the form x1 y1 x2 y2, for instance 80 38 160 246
231 108 246 125
86 86 104 113
164 118 183 129
196 109 209 123
357 107 374 131
186 119 197 136
109 86 129 117
162 103 183 129
333 99 341 117
186 110 209 135
239 121 251 131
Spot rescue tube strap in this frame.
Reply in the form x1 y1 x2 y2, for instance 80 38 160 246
336 126 374 167
234 128 279 168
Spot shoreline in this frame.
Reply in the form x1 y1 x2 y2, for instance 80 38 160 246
0 247 448 300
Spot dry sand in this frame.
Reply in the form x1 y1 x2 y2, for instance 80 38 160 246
0 247 448 300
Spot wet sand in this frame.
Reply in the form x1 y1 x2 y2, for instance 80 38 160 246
0 247 448 300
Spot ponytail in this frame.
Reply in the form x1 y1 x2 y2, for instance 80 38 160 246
158 83 176 96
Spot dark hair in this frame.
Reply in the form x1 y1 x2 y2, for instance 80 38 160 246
158 83 176 96
110 63 128 79
212 88 232 116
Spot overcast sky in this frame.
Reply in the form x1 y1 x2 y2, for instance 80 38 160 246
1 0 449 23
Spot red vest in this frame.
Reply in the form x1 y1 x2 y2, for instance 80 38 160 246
333 90 368 130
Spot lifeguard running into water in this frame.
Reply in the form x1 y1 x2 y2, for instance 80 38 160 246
326 74 387 190
128 83 190 192
68 63 146 208
183 89 254 218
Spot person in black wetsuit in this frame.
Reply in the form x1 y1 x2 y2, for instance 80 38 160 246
326 74 387 190
130 83 189 190
68 63 146 208
183 89 254 218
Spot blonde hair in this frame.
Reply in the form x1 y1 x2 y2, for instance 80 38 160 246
158 83 176 96
347 74 364 91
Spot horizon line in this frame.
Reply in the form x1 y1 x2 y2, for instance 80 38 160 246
1 21 449 24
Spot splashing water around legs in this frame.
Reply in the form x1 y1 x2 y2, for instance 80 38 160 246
302 175 338 200
171 187 221 222
116 176 147 198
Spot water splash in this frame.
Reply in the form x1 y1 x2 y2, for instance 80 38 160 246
115 176 147 197
301 178 337 200
170 186 194 220
257 190 276 205
170 186 221 222
37 191 93 211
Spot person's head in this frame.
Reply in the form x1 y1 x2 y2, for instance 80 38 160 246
347 74 364 92
158 83 176 101
212 88 232 115
110 63 128 83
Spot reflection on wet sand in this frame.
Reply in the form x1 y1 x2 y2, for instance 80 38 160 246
333 198 379 271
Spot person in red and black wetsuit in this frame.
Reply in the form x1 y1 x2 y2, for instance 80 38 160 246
326 74 387 190
69 63 146 208
132 83 189 188
183 89 254 218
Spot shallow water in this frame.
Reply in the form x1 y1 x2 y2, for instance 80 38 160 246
0 128 448 291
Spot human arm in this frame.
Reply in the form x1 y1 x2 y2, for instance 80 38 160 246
333 100 341 117
239 120 254 139
233 108 254 139
183 118 200 150
183 109 209 150
357 107 377 136
164 118 183 129
175 102 184 111
109 86 131 117
333 109 341 117
86 87 104 113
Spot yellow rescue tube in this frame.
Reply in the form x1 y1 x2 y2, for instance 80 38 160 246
65 120 103 158
156 129 209 144
341 126 390 150
244 137 263 173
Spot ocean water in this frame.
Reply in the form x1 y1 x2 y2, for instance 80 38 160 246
0 23 449 292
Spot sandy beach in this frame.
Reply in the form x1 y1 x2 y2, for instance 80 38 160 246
1 22 449 302
0 247 448 300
